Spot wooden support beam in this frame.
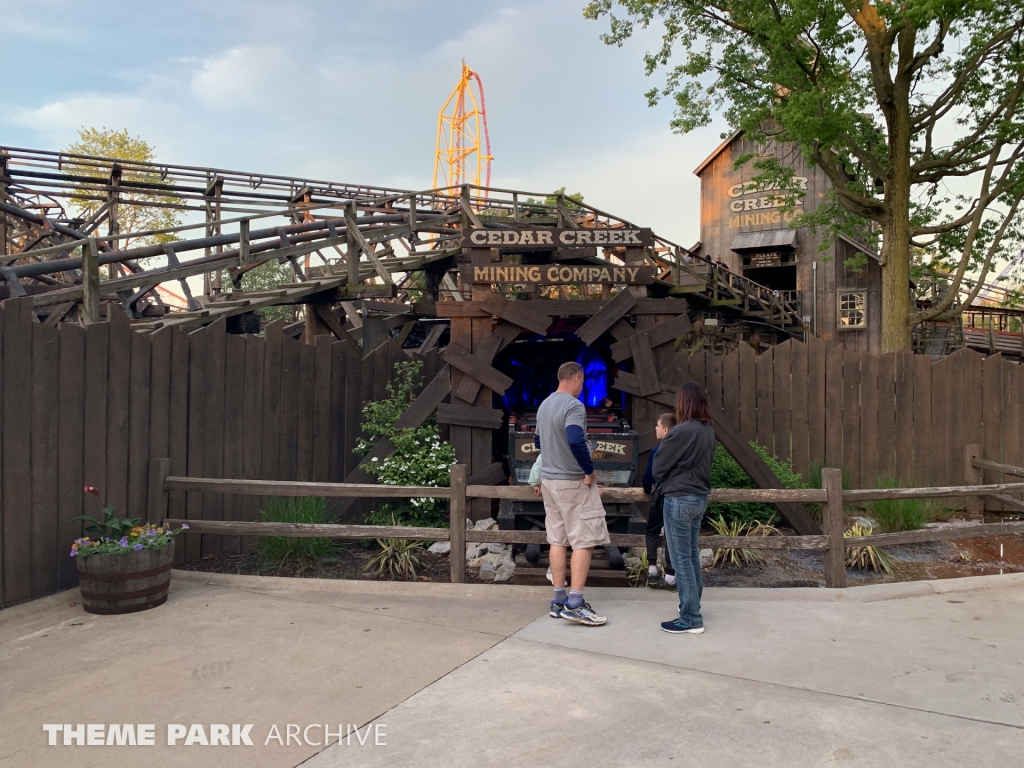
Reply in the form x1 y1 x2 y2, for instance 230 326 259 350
478 293 551 336
346 209 393 285
417 323 446 356
147 457 170 526
453 322 520 404
467 462 508 486
630 331 660 396
82 238 100 325
575 289 637 346
611 310 692 362
437 403 504 429
441 341 513 394
313 304 350 343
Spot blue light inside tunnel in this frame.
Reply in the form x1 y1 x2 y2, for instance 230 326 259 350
577 347 608 407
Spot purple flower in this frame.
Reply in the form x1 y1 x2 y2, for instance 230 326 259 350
133 543 144 551
70 549 78 557
180 524 190 530
118 537 129 547
147 529 156 537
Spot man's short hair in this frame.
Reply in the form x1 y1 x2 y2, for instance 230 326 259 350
557 361 584 381
658 412 677 429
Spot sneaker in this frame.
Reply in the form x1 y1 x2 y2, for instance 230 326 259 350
661 618 704 634
647 575 676 590
559 602 608 626
549 600 566 618
545 567 553 584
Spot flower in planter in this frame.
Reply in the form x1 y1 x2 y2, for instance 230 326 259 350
70 486 188 557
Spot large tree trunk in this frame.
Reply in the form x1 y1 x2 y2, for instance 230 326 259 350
880 213 913 352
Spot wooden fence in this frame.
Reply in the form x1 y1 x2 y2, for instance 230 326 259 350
158 464 1024 589
0 297 438 606
682 337 1024 495
3 294 1024 606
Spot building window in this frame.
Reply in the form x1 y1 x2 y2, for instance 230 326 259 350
838 291 867 330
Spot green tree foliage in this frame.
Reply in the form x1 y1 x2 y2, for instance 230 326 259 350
585 2 1024 351
355 360 456 527
226 260 293 323
708 443 807 526
63 127 183 248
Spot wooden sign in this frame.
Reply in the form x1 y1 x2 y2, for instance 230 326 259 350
463 227 653 249
514 436 634 462
748 252 782 268
462 264 655 285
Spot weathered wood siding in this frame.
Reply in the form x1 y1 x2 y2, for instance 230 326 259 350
0 298 438 606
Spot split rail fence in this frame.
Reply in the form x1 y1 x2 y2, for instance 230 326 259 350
155 464 1024 589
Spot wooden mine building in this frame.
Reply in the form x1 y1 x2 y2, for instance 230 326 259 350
693 131 884 355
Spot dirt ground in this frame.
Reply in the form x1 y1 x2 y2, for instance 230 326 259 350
176 527 1024 589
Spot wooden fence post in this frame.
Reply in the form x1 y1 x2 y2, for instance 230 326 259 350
822 468 847 588
147 457 171 525
965 443 983 517
449 463 468 583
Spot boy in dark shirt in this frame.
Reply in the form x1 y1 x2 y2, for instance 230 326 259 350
643 413 677 589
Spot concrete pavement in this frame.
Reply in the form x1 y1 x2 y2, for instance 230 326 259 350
2 571 1023 767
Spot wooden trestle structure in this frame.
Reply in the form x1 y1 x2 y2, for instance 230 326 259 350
0 145 819 535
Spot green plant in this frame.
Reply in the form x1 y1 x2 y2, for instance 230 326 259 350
357 360 456 528
844 524 897 573
868 476 929 533
708 443 807 526
706 514 777 568
255 497 337 572
367 530 425 581
71 485 187 557
626 549 650 587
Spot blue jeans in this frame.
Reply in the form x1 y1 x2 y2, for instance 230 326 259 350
662 494 708 628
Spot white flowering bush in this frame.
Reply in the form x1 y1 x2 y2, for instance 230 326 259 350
356 360 456 528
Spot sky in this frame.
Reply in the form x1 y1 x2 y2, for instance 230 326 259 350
0 0 731 246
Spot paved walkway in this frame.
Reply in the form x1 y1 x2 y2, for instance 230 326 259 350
2 572 1022 767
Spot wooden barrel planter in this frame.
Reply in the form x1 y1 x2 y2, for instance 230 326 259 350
76 541 175 615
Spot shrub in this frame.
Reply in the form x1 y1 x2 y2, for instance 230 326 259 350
706 514 778 567
367 535 425 581
844 524 897 573
803 459 852 522
626 549 650 587
708 443 807 526
868 476 929 532
356 360 456 528
256 497 337 572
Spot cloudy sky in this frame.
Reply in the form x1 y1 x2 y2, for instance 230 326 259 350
0 0 734 245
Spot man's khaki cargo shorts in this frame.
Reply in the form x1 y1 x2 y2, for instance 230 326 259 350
540 479 611 549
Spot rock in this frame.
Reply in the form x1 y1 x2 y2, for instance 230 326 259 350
466 543 489 560
428 541 450 555
487 542 506 554
479 560 498 581
473 517 498 531
699 548 714 569
623 556 641 569
466 518 474 529
494 561 515 582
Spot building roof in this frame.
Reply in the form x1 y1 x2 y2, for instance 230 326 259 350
693 130 743 176
837 232 881 262
731 228 797 251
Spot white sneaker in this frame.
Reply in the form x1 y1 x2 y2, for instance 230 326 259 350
545 567 553 584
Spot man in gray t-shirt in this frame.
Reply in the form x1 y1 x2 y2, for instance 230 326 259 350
534 361 609 627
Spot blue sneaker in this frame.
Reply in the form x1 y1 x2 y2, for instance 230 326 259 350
549 600 566 618
661 618 704 634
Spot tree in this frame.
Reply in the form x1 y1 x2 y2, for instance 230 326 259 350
585 1 1024 351
227 260 293 323
63 127 183 249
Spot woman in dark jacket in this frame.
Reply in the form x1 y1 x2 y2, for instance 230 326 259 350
651 382 716 634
